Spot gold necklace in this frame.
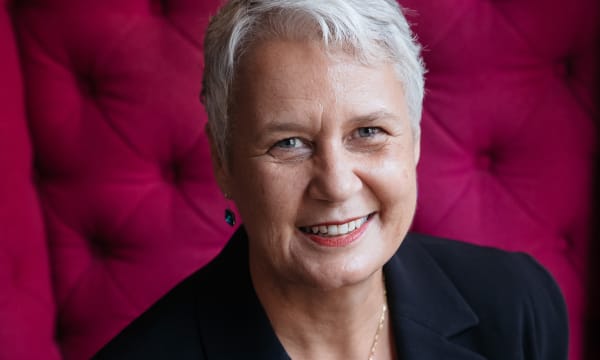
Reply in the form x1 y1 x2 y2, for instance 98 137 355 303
367 291 387 360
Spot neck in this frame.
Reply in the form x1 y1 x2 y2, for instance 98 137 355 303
250 260 391 360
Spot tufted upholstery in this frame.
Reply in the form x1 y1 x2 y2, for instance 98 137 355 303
405 2 599 360
0 0 60 358
8 0 232 359
1 0 598 359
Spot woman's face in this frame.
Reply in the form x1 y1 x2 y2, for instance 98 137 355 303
214 39 419 290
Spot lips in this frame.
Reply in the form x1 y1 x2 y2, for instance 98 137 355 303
299 214 372 237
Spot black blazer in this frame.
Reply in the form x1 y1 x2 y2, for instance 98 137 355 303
94 228 568 359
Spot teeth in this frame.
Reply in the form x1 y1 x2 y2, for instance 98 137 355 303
348 221 356 231
339 223 349 234
328 225 339 236
301 216 369 237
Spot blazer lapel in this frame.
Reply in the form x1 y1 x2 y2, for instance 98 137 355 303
195 228 290 359
385 234 486 360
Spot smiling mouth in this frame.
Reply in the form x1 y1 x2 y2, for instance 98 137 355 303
299 213 374 237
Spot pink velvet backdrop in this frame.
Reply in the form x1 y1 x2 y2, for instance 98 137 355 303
1 0 598 359
1 1 59 358
8 1 234 359
587 142 600 359
405 2 598 360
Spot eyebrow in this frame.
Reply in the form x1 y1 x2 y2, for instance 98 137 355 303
348 110 401 124
262 120 309 134
261 110 401 134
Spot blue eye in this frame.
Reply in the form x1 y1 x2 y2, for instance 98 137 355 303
357 127 381 137
269 137 312 161
275 137 304 148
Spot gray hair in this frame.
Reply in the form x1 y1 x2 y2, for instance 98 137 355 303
202 0 426 163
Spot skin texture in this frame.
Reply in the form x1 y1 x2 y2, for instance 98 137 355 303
210 39 420 359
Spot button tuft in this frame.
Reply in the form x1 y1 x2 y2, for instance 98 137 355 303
476 151 495 172
77 74 99 98
163 162 182 185
150 0 169 16
556 56 575 79
89 235 111 258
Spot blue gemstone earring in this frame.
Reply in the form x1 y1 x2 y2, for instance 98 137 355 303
225 209 236 226
224 193 236 227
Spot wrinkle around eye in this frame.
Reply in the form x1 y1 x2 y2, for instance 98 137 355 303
346 129 394 153
268 137 313 162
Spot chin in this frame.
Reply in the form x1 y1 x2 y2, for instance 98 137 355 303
297 257 384 291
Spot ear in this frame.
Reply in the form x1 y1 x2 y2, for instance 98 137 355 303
206 123 232 196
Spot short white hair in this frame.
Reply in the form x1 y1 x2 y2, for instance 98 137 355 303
202 0 425 162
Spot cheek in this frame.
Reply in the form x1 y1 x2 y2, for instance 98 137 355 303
369 151 417 194
383 167 417 212
232 162 308 221
367 153 418 222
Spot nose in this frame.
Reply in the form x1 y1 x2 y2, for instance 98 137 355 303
307 143 363 203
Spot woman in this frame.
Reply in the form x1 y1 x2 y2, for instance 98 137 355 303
94 0 567 359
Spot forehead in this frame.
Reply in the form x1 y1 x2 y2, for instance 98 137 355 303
231 39 403 114
237 39 331 96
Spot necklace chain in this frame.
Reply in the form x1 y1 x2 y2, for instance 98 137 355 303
367 289 387 360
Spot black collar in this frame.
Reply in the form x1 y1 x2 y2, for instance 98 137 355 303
385 234 485 359
195 228 484 359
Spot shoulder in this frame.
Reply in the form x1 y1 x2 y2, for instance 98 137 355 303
92 239 240 360
91 267 209 360
404 233 563 303
400 233 568 359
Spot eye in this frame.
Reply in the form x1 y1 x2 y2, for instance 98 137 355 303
268 137 312 161
356 127 382 138
346 126 389 152
274 137 305 149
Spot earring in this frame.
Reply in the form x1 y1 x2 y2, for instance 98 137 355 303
224 193 236 227
225 209 236 226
